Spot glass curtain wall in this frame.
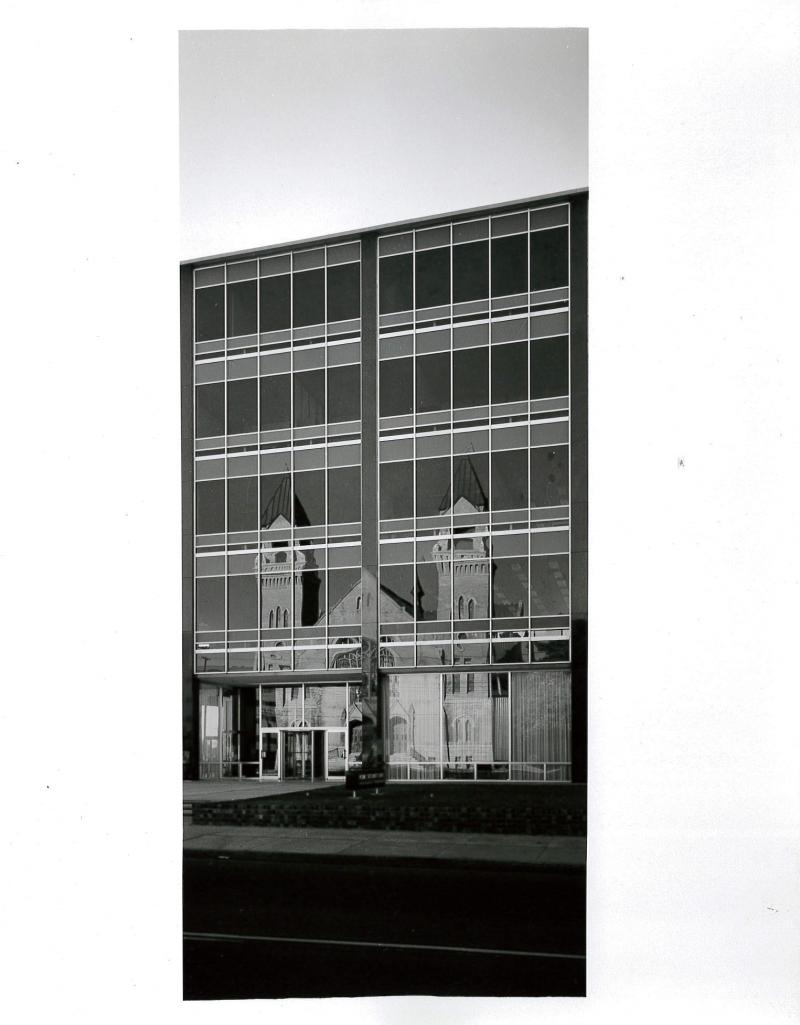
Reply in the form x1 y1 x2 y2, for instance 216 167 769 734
378 204 571 670
383 670 571 781
193 242 364 673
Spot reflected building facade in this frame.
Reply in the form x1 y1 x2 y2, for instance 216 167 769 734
181 193 587 783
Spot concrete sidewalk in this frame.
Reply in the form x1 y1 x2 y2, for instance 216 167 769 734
184 822 585 869
184 779 338 803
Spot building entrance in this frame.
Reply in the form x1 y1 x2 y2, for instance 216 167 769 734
277 729 345 781
282 730 312 779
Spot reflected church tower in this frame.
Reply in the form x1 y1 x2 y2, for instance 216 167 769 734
255 473 321 670
435 454 491 626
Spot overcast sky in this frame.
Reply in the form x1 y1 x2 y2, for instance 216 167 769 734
180 29 587 259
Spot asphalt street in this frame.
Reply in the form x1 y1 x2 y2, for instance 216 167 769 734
184 852 585 998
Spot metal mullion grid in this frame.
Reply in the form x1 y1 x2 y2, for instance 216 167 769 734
289 250 296 669
526 210 533 656
411 229 418 661
256 260 262 665
487 217 493 644
447 222 454 652
223 261 229 672
192 274 198 671
323 245 329 665
566 202 572 666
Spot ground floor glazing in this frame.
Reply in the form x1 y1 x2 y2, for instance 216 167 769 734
197 668 571 782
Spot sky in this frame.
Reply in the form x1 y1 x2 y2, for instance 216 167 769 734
180 29 587 259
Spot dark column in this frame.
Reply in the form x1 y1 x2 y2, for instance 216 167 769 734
180 265 198 780
350 231 384 785
569 194 588 784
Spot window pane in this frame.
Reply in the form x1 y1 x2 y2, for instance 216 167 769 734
328 568 360 623
530 336 568 398
511 670 571 763
196 577 225 631
196 382 224 438
415 247 450 308
379 253 413 314
196 479 225 534
259 275 290 332
491 449 528 510
380 358 413 417
416 563 445 621
260 473 291 528
305 685 348 728
448 453 489 513
530 554 569 616
380 564 415 619
491 234 527 296
530 446 569 507
530 227 568 290
380 460 413 520
260 374 291 430
227 476 259 532
226 378 257 434
228 575 258 629
451 549 490 620
416 352 450 413
491 341 528 404
384 674 440 763
293 268 324 327
491 557 529 617
416 456 451 517
195 285 224 341
327 364 360 423
293 369 325 427
326 262 360 322
298 569 324 626
293 470 325 526
227 280 257 337
453 346 488 408
328 465 361 524
453 240 489 302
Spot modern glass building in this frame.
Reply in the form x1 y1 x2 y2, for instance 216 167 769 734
181 192 587 784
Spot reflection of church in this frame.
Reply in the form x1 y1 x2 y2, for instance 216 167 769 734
255 455 504 640
254 456 516 766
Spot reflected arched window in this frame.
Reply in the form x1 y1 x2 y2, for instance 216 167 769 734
454 719 462 743
356 595 361 611
467 598 475 619
283 609 288 628
457 595 464 619
276 605 281 626
464 720 472 743
268 610 274 628
389 715 408 753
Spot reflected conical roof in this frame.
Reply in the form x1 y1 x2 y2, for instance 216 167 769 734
438 454 488 513
260 473 310 528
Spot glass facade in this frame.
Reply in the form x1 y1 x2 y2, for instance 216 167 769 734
193 241 363 675
377 203 571 674
186 197 585 782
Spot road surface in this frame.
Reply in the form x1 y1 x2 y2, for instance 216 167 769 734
184 852 585 998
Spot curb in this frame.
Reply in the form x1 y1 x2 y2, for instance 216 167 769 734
182 845 586 874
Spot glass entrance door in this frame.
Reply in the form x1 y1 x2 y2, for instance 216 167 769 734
326 730 346 779
260 731 279 777
282 731 312 779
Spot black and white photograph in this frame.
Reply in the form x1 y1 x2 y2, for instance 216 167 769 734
180 27 588 1001
4 3 799 1023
